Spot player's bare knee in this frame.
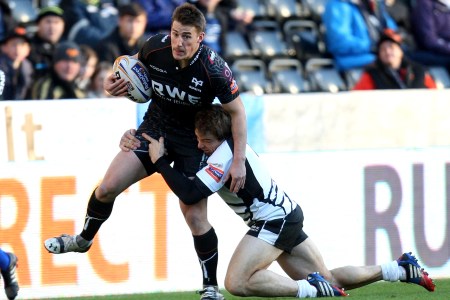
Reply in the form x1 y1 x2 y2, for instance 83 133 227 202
96 184 119 202
184 215 210 234
224 275 246 296
182 206 209 231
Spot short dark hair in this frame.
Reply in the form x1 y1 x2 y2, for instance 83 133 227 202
118 3 146 18
172 3 206 33
195 105 232 141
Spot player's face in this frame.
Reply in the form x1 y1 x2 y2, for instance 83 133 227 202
195 130 222 156
171 21 204 65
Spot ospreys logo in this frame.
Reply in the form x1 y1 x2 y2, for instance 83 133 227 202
192 77 203 87
189 77 203 92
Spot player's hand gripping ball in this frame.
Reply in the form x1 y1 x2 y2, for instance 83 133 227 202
113 55 152 103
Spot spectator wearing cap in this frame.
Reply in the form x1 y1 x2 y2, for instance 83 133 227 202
29 41 86 99
95 2 147 63
353 29 437 90
323 0 398 71
0 26 33 100
28 6 65 79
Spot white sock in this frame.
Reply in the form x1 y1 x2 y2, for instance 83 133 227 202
296 279 317 298
381 260 400 282
398 265 407 281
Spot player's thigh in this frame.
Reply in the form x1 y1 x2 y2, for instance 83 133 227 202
226 235 283 281
277 237 331 280
99 150 149 196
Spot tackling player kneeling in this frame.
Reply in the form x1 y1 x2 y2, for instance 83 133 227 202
120 104 435 298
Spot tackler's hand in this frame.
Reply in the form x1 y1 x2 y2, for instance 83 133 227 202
142 133 166 163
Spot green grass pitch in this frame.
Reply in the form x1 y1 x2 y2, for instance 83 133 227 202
35 278 449 299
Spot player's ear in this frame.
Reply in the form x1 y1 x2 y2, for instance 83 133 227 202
197 32 205 43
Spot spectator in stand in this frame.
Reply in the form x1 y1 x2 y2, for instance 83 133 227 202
0 26 33 100
96 3 147 63
59 0 118 49
189 0 229 55
385 0 411 31
28 6 65 79
225 0 254 28
410 0 450 72
132 0 185 36
77 44 99 93
323 0 398 71
28 41 85 99
384 0 416 49
86 61 113 98
0 0 17 42
353 29 437 90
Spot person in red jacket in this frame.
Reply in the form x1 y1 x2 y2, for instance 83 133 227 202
353 29 437 90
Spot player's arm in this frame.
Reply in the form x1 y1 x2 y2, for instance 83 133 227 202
141 133 213 205
222 96 247 193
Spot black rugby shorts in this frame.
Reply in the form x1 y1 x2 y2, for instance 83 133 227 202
246 205 308 253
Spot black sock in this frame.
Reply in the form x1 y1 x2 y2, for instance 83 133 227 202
80 189 114 241
193 227 219 287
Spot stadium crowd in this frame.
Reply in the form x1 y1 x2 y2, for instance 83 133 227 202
0 0 448 100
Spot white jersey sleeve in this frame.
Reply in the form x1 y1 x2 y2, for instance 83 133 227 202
196 140 233 193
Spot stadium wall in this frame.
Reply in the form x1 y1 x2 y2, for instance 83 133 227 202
1 91 449 298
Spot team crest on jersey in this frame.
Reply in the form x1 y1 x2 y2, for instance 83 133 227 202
189 77 203 92
192 77 203 87
205 163 224 183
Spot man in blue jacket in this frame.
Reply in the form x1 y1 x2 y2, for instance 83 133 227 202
323 0 397 71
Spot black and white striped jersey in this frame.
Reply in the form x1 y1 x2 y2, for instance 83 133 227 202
196 139 297 224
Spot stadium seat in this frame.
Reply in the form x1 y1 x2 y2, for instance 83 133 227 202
223 30 253 61
236 0 270 20
305 58 347 92
344 68 364 90
248 20 290 60
266 0 303 22
268 58 310 93
302 0 328 23
428 67 450 89
231 59 272 95
283 19 325 61
7 0 38 24
39 0 62 6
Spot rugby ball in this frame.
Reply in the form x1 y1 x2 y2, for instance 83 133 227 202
113 55 152 103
